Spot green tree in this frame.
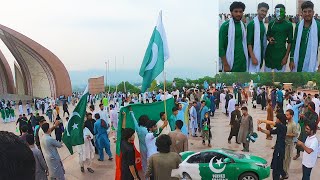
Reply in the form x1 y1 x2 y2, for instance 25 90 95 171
116 81 140 94
173 78 186 90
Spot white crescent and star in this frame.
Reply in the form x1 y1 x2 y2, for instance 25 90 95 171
66 112 81 136
209 156 226 174
145 43 158 71
70 112 81 119
72 123 78 130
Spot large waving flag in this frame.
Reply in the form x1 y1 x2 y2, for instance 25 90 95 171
139 11 169 92
115 98 175 180
62 86 89 154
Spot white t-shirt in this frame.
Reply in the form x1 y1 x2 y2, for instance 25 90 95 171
302 135 319 168
156 120 171 135
145 133 158 158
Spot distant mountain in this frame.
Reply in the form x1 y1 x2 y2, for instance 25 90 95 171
69 68 213 88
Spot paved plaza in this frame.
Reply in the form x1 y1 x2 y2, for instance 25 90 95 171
1 100 320 180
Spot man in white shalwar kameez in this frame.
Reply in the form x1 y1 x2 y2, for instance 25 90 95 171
109 105 119 140
227 95 236 117
78 127 95 173
220 91 226 114
189 102 198 137
18 104 23 115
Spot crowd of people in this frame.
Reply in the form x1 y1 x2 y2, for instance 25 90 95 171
1 82 320 179
219 1 320 72
224 85 320 180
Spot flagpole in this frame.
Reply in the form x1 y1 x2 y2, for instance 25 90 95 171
115 57 117 93
105 60 108 92
163 71 167 121
108 59 111 94
123 57 126 93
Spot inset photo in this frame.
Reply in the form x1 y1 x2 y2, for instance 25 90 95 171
219 0 320 72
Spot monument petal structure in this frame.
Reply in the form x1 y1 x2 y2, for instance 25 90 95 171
0 24 72 98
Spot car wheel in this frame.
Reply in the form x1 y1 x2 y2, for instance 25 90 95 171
182 172 192 180
239 172 258 180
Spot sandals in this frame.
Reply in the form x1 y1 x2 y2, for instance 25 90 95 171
87 168 94 173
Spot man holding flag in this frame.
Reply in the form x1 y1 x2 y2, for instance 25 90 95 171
63 86 89 154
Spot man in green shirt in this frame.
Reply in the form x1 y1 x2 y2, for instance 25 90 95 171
289 1 320 72
265 4 293 72
102 96 108 111
247 2 269 72
219 1 248 72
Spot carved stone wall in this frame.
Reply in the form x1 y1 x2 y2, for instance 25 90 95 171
0 24 72 98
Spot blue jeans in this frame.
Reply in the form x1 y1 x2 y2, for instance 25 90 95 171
302 165 312 180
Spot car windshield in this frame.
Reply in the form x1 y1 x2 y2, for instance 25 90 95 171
221 149 245 159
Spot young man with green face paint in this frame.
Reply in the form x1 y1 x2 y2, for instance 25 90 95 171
247 2 269 72
219 1 248 72
265 4 293 72
289 1 320 72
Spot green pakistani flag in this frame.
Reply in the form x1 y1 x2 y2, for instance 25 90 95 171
62 86 89 154
139 11 170 92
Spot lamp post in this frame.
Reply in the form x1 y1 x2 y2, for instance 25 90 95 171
105 60 109 91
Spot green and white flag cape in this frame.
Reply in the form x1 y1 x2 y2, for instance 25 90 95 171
62 86 89 154
139 11 169 92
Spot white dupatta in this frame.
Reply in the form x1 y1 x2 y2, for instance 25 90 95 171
293 18 319 72
225 18 249 71
248 16 267 72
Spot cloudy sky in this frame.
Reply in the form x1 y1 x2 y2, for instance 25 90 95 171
0 0 219 79
219 0 320 15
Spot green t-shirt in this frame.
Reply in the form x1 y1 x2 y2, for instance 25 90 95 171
247 19 266 67
219 20 247 72
0 109 5 119
102 97 108 106
290 20 320 72
265 20 293 70
5 109 10 118
9 109 14 117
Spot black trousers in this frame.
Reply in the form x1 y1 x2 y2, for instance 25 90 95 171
215 101 219 109
302 165 312 180
277 102 283 112
228 128 238 142
272 156 286 180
